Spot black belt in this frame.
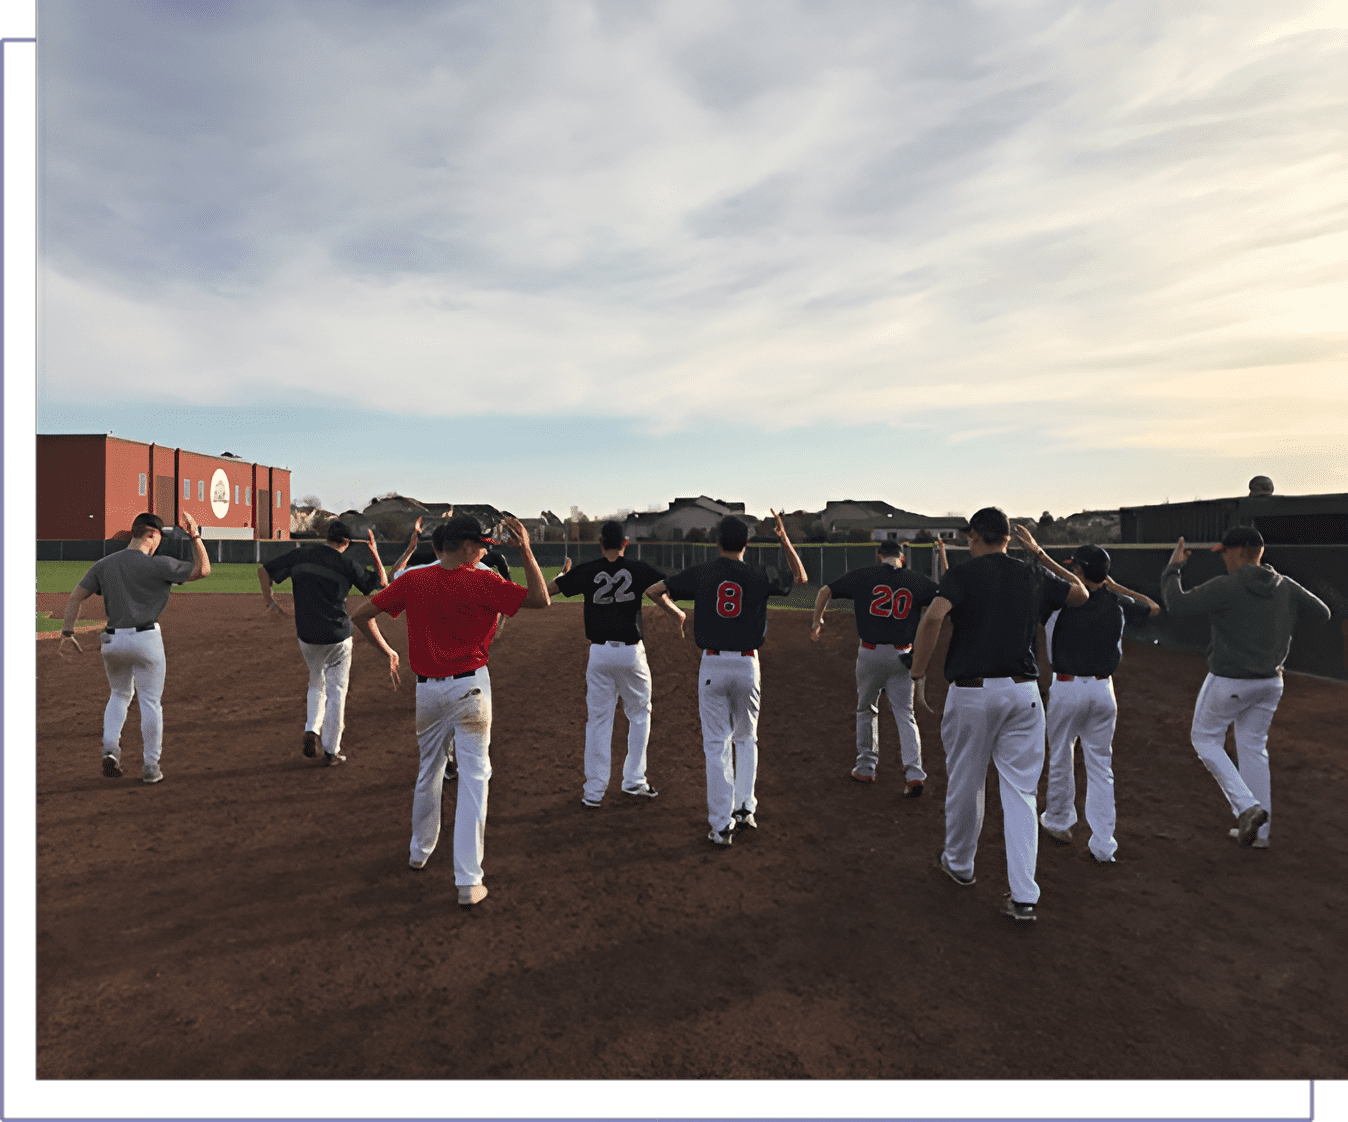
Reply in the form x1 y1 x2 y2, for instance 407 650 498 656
592 639 639 646
417 670 480 683
955 676 1036 687
104 623 156 634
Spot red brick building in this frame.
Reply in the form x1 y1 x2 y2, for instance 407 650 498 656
37 434 290 540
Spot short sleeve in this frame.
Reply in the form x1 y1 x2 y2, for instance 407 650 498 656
77 560 104 596
1041 570 1072 615
632 561 664 596
936 567 965 608
370 581 406 619
350 561 380 596
1122 595 1152 627
663 568 697 602
827 570 860 600
482 573 529 617
156 556 196 585
554 565 584 598
911 573 940 607
263 553 294 584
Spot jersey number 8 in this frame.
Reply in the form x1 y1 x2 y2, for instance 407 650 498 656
716 581 743 618
869 585 913 619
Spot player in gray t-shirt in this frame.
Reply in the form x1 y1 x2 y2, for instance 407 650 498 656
60 511 211 783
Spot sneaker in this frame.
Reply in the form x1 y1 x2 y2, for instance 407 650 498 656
303 731 320 758
1039 813 1072 844
409 857 428 870
732 805 757 830
581 796 602 808
622 783 659 799
708 825 734 847
938 850 975 886
851 761 877 783
1235 804 1269 847
142 765 164 785
458 884 489 906
1091 852 1117 864
324 752 346 767
1228 828 1270 850
101 755 122 778
443 759 458 782
903 780 924 799
1001 895 1037 922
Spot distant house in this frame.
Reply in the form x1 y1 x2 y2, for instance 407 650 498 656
623 496 752 541
820 500 967 542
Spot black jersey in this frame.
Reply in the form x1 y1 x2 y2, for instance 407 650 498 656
937 552 1071 681
554 556 665 644
1043 586 1152 677
663 556 794 651
828 563 940 647
263 544 381 645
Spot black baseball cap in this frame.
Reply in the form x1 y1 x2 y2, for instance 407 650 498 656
433 514 494 551
325 519 353 542
1072 544 1110 583
1219 526 1264 551
876 539 903 557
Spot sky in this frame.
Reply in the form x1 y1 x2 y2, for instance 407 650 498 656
35 0 1348 521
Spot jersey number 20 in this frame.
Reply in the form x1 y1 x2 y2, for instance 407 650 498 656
869 586 913 618
716 581 743 618
593 570 635 605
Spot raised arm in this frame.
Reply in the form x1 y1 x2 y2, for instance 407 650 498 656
1159 538 1230 615
391 518 423 577
935 538 949 577
545 555 573 597
771 508 807 585
366 528 389 588
181 511 211 581
1012 524 1087 607
810 585 832 641
1103 576 1161 617
502 517 549 609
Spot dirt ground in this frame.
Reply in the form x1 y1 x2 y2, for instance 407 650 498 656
34 592 1347 1080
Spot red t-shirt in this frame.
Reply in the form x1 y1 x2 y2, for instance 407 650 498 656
371 564 530 677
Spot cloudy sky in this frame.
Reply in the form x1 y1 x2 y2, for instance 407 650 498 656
36 0 1348 521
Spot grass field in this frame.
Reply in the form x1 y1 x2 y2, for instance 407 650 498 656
36 561 581 597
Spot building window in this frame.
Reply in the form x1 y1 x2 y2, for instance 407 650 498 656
198 480 205 501
276 490 282 508
234 484 239 504
138 473 146 496
183 478 190 500
245 487 251 506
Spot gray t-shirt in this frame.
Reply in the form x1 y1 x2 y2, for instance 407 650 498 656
78 548 196 628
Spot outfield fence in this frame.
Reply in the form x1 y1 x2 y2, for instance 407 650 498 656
39 539 1346 679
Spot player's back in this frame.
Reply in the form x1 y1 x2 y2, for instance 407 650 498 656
1044 586 1150 678
830 563 939 647
556 555 664 644
667 556 791 651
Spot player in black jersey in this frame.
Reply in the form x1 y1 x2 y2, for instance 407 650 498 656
647 510 806 846
811 538 947 793
909 509 1086 921
551 521 686 808
1037 544 1159 862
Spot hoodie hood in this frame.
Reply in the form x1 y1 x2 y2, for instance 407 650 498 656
1234 563 1281 598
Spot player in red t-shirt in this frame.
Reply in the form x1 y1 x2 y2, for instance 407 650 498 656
352 514 550 906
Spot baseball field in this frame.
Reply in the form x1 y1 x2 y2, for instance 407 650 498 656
33 583 1345 1090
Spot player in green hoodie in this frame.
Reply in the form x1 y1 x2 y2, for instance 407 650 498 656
1161 526 1330 849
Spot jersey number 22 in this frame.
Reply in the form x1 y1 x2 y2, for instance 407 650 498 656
593 570 635 604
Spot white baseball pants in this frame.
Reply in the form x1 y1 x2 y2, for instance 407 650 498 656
298 636 353 755
1040 676 1118 861
411 669 493 885
698 652 761 833
1190 672 1282 842
583 641 653 802
855 644 925 780
940 679 1045 905
99 625 167 769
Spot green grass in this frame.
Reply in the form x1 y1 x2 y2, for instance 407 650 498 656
37 560 581 596
36 611 105 632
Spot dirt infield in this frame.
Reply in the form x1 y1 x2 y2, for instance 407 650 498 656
34 593 1346 1080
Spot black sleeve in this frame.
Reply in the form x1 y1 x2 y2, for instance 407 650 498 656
632 560 665 596
483 549 511 581
1122 595 1152 627
828 570 860 600
1041 570 1072 615
766 565 795 597
911 572 940 607
663 567 697 602
350 561 380 596
263 551 295 584
554 561 586 598
936 566 965 607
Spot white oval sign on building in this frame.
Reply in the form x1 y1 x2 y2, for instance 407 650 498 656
210 468 231 519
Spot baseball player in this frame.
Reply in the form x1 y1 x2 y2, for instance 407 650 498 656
1036 545 1159 863
646 511 806 846
549 520 686 807
351 514 550 907
908 510 1086 922
1161 526 1329 849
58 510 211 783
259 520 392 766
810 538 948 794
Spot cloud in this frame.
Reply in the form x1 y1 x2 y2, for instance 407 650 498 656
39 0 1348 456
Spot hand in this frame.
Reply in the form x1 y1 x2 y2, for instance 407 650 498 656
387 650 401 688
264 598 288 616
1169 538 1191 566
561 556 572 574
770 507 787 540
181 510 200 536
810 617 824 641
1011 524 1040 556
501 516 529 549
413 516 423 538
58 634 84 656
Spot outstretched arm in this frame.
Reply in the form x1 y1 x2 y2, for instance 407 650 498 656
502 517 549 609
546 555 572 596
1012 524 1087 607
771 508 807 585
392 518 423 576
366 529 389 588
1103 576 1161 617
